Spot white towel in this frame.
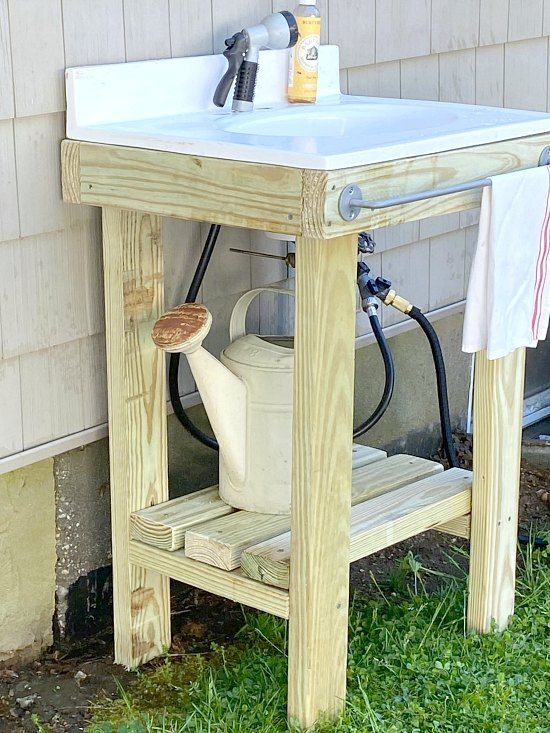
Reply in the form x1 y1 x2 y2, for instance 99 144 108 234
462 166 550 360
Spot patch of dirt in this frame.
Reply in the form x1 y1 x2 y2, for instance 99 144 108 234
0 591 244 732
1 437 548 733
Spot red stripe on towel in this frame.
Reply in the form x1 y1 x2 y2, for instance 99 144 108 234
532 168 550 339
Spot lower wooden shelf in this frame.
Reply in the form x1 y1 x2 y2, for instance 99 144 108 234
128 454 472 614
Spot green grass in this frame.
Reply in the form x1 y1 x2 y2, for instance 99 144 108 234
84 547 550 733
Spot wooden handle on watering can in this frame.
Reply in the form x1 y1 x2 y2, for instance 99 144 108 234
152 303 212 354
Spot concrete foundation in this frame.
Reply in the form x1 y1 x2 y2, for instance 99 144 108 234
0 460 56 666
53 440 112 638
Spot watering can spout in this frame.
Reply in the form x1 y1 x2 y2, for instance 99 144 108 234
151 303 247 486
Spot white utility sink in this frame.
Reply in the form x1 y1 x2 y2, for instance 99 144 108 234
66 46 550 171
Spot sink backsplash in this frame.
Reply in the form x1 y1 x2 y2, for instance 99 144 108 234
66 45 341 135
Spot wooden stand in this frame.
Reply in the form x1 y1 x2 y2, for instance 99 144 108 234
62 135 533 728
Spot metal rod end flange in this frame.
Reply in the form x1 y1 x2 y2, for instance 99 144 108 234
338 184 363 221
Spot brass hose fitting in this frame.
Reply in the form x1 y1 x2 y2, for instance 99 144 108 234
383 289 413 314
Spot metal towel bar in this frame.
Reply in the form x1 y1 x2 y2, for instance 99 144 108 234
338 145 550 221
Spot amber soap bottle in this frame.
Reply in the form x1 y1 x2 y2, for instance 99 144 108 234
288 0 321 103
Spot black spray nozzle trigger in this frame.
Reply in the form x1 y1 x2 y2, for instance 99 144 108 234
213 31 248 108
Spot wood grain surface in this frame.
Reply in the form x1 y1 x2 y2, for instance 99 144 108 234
102 208 170 667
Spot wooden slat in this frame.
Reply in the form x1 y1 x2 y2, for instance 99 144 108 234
129 540 289 620
130 486 234 551
287 233 358 728
353 472 472 564
242 468 472 589
401 54 439 101
185 454 441 570
65 141 303 235
185 511 290 571
352 442 388 468
102 208 170 668
467 349 526 633
80 332 108 429
476 45 505 108
441 50 476 104
302 132 550 237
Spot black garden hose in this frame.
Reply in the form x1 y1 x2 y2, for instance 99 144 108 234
407 306 459 468
518 532 548 549
353 311 395 439
404 304 546 549
169 224 221 451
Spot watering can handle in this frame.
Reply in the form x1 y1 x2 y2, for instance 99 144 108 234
229 287 295 343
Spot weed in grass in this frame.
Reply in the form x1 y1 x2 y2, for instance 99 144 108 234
84 547 550 733
31 715 54 733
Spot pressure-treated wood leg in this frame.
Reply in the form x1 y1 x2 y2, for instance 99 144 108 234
288 234 357 729
467 348 526 633
102 208 171 667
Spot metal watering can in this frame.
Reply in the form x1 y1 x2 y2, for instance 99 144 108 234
153 288 295 514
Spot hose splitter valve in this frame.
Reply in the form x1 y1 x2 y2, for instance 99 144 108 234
356 261 415 315
356 261 392 313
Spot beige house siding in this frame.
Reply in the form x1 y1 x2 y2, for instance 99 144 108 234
0 1 549 462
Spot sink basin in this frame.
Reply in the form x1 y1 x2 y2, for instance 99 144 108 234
66 46 550 171
215 101 465 138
